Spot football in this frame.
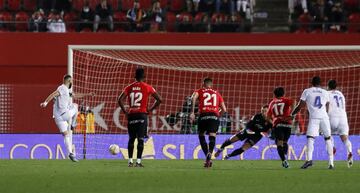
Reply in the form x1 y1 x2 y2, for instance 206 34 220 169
109 144 120 155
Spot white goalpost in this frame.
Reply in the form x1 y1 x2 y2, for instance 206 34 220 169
68 45 360 160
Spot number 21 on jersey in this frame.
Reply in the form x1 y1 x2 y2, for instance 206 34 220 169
203 93 217 106
130 92 143 107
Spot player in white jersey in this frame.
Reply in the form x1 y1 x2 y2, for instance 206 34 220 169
40 75 94 162
327 79 353 167
291 76 334 169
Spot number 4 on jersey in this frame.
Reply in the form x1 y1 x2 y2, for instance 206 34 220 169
314 96 322 109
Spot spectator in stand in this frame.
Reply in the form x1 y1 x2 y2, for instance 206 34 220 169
234 0 249 18
29 9 47 32
186 0 200 14
328 1 345 31
177 14 194 32
148 1 165 32
93 0 114 32
126 1 147 32
216 0 234 14
211 13 225 32
194 14 210 32
47 10 66 32
77 0 94 31
289 0 308 18
223 14 240 32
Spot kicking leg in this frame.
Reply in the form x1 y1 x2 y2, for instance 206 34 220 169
225 141 252 159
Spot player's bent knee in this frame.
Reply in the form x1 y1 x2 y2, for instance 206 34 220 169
62 130 69 136
306 135 315 139
209 132 216 137
324 136 331 140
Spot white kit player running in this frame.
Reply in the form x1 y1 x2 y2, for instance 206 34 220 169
327 79 353 167
292 76 334 169
40 75 94 162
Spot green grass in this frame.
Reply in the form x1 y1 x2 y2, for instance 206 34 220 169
0 160 359 193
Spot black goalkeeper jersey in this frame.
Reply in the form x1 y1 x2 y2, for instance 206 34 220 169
246 113 272 134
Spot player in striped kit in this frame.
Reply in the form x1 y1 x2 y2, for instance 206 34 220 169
292 76 334 169
327 79 353 167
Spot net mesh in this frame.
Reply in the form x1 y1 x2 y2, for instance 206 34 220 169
71 46 360 159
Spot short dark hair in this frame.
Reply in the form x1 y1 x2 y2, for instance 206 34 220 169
203 77 212 85
262 105 269 109
63 74 72 81
273 87 285 98
311 76 321 86
328 79 337 90
135 67 145 81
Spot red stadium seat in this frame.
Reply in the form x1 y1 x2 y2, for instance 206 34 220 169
23 0 37 11
72 0 85 12
194 12 205 23
80 27 92 32
121 0 134 11
297 13 311 33
0 12 13 30
15 11 29 31
159 0 168 8
113 11 127 31
165 11 176 32
7 0 21 11
64 12 78 32
0 0 4 10
211 13 225 23
139 0 151 10
348 13 360 33
170 0 184 12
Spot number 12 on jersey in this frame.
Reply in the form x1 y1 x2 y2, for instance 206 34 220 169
130 92 143 107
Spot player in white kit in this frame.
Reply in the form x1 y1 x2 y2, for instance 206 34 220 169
40 75 94 162
291 76 334 169
327 79 353 167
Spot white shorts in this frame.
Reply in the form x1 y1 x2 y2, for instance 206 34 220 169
307 118 331 137
54 104 78 133
330 116 349 136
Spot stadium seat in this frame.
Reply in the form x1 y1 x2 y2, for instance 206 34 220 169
113 11 127 31
170 0 184 12
165 11 176 32
159 0 168 8
15 11 29 31
139 0 151 10
23 0 37 11
64 12 78 32
7 0 21 11
121 0 134 11
348 13 360 33
194 12 205 23
211 13 225 24
297 13 311 33
72 0 85 12
80 27 92 32
0 0 4 10
0 12 13 30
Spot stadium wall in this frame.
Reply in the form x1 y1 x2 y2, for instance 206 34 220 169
0 33 359 133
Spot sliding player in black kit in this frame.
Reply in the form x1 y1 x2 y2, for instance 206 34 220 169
215 105 273 159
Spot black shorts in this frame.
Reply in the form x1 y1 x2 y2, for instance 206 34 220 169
127 113 148 139
198 113 219 134
235 130 263 146
274 124 292 142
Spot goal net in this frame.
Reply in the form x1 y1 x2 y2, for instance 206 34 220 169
69 45 360 159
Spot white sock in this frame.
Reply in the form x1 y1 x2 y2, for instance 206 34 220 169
69 130 73 154
307 137 314 161
331 136 335 148
129 158 133 163
137 159 141 164
64 134 73 155
326 139 334 166
343 139 352 154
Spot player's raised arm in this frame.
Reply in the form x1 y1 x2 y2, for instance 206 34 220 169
189 91 199 121
148 92 162 112
72 92 96 99
117 91 128 115
40 90 60 108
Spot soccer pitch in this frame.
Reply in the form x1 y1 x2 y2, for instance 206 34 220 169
0 160 359 193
